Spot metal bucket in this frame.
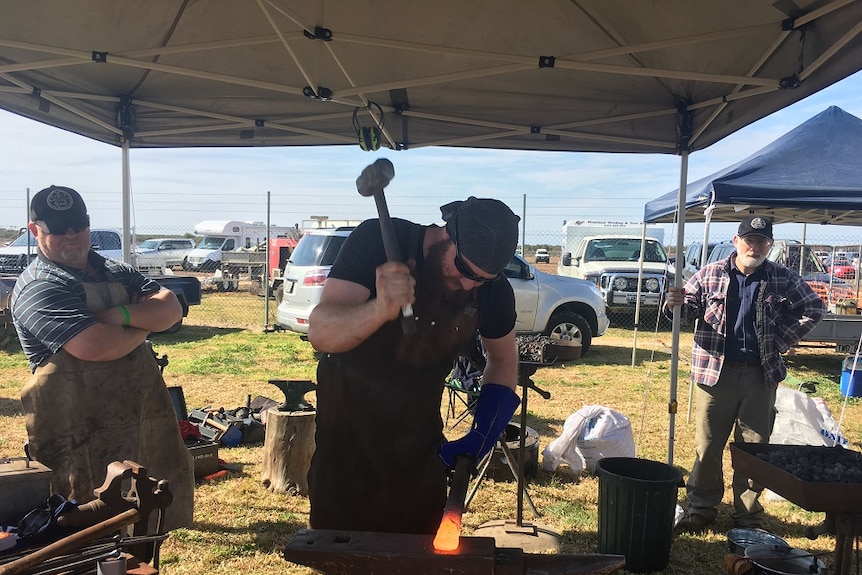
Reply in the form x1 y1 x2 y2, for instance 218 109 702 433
744 544 825 575
726 528 788 555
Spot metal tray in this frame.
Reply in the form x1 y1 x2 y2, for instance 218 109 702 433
729 442 862 513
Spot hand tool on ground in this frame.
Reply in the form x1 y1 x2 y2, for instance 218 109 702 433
1 460 171 574
433 456 473 551
356 158 415 334
188 409 242 446
268 379 317 411
284 528 626 575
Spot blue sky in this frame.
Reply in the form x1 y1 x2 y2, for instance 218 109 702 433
1 70 861 245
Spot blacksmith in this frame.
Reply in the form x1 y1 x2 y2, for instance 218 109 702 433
11 185 194 530
307 196 521 534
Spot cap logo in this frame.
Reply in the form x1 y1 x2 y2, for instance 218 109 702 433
750 217 767 230
46 188 75 211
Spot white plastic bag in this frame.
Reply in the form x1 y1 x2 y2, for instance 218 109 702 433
770 386 847 447
542 405 636 475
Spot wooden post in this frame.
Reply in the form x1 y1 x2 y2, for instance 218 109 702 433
261 408 316 496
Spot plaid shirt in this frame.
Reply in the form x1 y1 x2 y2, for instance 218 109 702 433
677 253 825 388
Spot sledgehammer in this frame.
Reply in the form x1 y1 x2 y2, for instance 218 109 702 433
356 158 415 334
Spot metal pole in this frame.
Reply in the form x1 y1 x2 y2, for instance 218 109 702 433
121 141 132 264
631 223 648 367
265 191 271 329
668 151 689 466
521 194 526 257
26 187 32 261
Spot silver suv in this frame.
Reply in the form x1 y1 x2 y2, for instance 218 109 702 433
275 227 354 335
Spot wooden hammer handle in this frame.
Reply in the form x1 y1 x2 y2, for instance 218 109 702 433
0 508 139 575
372 191 416 334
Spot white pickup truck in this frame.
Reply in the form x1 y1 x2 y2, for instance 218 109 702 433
559 235 673 314
0 228 122 273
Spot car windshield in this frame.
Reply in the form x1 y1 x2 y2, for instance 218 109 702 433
198 236 225 249
8 231 36 247
289 234 350 266
137 239 160 250
584 239 666 263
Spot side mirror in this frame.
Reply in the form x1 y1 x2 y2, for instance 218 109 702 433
562 253 572 266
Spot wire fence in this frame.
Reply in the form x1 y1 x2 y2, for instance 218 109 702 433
4 225 862 333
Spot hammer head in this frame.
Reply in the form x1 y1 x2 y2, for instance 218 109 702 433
356 158 395 197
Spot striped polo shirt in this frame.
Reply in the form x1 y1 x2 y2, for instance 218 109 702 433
12 250 160 371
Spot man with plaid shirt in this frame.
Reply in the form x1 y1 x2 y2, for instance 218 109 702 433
666 215 824 533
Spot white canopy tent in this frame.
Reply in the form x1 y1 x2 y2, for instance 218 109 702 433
2 0 862 462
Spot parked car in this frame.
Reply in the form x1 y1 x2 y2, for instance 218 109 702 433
825 256 857 279
275 227 355 333
133 238 196 274
680 241 719 281
276 228 609 354
534 248 550 263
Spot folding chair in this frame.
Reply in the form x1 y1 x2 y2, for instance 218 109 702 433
444 334 486 429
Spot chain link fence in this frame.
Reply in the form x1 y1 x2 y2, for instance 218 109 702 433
4 224 861 333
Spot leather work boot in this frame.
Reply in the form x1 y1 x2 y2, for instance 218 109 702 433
675 513 715 534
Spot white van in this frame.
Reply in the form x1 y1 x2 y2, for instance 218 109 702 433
185 220 290 271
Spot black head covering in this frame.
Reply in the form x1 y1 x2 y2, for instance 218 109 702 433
440 196 520 275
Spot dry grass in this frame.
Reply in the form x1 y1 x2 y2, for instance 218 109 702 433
1 294 861 575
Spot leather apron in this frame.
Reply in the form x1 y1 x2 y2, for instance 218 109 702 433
308 268 480 534
20 280 195 531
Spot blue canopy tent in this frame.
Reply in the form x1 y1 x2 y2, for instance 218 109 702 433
644 106 862 227
642 105 862 428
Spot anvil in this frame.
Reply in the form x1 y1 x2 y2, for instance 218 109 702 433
284 529 625 575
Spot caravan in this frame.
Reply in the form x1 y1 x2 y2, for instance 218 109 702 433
185 220 290 271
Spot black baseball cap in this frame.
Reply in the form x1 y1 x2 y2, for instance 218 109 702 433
737 215 773 240
30 185 90 234
440 196 520 276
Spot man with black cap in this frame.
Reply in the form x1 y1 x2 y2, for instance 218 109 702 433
11 185 195 530
666 215 824 533
307 196 521 534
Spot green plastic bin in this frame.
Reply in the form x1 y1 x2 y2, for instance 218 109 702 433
596 457 681 573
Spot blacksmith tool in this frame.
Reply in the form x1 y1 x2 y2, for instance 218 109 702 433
269 379 317 411
356 158 415 334
284 529 626 575
433 456 473 551
0 460 172 575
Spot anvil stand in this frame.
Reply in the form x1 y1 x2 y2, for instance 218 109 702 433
472 361 562 553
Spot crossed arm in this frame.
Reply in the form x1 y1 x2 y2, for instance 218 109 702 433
63 288 182 362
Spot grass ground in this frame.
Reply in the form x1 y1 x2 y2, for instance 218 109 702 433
1 293 860 575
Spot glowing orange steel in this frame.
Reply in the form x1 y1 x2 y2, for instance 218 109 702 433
432 510 461 551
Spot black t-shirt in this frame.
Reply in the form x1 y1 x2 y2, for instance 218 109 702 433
328 218 516 339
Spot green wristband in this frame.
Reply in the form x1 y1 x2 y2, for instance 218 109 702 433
118 305 131 327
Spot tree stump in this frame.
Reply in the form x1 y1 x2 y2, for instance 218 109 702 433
261 408 316 496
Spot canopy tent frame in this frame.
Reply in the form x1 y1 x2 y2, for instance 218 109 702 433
4 1 862 464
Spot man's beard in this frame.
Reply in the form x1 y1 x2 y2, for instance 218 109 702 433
57 243 90 265
737 252 766 269
416 239 475 309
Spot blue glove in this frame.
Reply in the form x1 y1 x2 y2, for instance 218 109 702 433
439 383 519 468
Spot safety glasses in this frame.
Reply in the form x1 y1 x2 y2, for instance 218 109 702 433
452 213 499 283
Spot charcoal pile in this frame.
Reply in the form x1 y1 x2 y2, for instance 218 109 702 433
516 334 554 363
756 446 862 484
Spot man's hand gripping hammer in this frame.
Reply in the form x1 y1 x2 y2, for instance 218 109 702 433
356 158 415 334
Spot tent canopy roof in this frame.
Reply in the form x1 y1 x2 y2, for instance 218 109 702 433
644 106 862 226
1 0 862 153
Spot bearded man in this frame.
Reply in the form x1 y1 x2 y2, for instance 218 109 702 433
307 196 521 534
666 215 824 533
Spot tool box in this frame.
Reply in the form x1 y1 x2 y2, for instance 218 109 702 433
168 386 221 479
0 458 52 524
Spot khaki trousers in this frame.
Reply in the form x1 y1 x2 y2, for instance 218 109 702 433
686 365 776 526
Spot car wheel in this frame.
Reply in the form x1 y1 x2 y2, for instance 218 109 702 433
544 311 592 355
